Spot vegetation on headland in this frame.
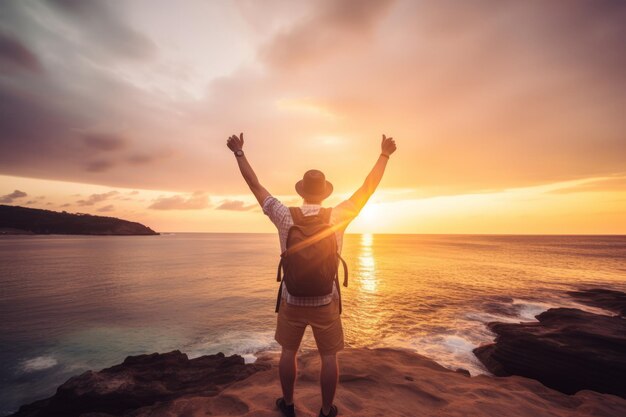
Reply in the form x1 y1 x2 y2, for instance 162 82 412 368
0 205 158 235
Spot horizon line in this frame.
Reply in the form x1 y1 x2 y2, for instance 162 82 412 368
155 232 626 237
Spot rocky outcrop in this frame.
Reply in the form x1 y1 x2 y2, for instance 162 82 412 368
474 289 626 398
9 348 626 417
0 205 158 235
10 288 626 417
10 351 269 417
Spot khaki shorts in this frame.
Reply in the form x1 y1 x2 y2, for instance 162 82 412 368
275 297 344 355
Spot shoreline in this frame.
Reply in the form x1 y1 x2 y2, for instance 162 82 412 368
5 288 626 415
8 346 626 417
9 288 626 417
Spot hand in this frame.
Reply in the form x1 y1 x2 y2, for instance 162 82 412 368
227 132 244 152
381 134 397 157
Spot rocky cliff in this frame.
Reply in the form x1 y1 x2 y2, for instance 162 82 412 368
474 288 626 398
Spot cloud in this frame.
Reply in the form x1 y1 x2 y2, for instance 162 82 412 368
0 189 27 203
149 191 210 210
0 30 42 73
126 154 153 165
97 204 115 212
0 83 85 178
548 176 626 194
76 190 118 206
0 2 174 190
0 0 625 199
82 133 127 151
216 199 257 211
126 149 173 166
46 0 156 60
85 160 115 173
259 0 395 70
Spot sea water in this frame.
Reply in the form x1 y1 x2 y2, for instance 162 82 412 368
1 233 625 415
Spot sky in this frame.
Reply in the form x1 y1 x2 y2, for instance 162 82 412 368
1 0 625 234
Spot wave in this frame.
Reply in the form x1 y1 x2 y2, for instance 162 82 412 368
185 330 279 363
20 356 58 373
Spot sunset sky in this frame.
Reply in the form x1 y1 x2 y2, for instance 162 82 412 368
1 0 625 233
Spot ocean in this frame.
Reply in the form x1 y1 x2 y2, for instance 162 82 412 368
1 233 625 415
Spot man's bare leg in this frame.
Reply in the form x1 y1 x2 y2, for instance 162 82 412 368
320 353 338 415
279 348 298 405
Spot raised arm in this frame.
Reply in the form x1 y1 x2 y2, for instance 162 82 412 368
348 134 397 210
226 132 271 206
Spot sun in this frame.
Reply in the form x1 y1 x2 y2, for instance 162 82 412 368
352 203 382 232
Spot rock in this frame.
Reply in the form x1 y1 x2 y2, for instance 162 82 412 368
9 348 626 417
455 368 471 377
145 348 626 417
474 307 626 398
10 350 269 417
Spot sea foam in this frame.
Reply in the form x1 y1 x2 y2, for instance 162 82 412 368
20 356 58 372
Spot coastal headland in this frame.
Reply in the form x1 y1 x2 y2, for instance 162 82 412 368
9 288 626 417
9 347 625 417
0 205 158 235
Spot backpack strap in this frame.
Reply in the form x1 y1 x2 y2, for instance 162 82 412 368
289 206 331 225
275 281 283 313
275 257 284 313
335 275 342 314
318 207 332 224
338 253 348 287
288 207 304 225
276 257 283 282
333 253 349 314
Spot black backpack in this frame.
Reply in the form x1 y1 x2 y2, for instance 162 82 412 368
275 207 348 313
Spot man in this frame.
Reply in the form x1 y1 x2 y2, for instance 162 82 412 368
227 132 397 417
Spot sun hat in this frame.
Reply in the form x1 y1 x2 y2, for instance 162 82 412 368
295 169 333 201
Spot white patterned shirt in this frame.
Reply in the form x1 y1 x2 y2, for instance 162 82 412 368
262 195 360 306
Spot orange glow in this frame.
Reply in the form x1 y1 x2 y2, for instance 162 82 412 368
1 2 624 234
1 174 625 234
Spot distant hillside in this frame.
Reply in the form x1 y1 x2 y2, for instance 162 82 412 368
0 205 158 235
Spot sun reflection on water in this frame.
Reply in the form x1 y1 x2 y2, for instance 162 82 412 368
344 233 388 347
358 233 377 293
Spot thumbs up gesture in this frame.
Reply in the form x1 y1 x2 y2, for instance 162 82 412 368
381 134 397 157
